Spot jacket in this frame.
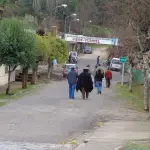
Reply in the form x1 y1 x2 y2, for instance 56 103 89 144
96 67 104 74
67 70 78 84
105 70 112 79
76 72 93 92
95 71 104 82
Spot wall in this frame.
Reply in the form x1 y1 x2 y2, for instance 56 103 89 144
0 66 8 85
0 66 16 86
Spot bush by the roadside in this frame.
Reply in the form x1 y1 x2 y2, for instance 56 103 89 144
114 83 144 111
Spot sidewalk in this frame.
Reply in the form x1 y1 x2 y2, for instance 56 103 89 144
76 120 150 150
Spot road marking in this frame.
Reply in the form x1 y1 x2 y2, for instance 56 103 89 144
0 141 72 150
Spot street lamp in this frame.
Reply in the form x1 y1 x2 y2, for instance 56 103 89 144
69 19 80 33
52 4 67 12
52 4 67 18
64 13 77 33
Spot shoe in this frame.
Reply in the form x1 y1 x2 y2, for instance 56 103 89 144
100 91 102 94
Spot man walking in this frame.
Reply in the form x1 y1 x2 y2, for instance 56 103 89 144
93 65 98 87
105 67 112 88
97 56 100 65
67 67 78 99
68 54 72 63
76 68 93 99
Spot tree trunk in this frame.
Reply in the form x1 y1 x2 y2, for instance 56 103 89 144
128 65 133 92
22 67 28 89
148 82 150 116
143 69 149 111
6 66 11 95
47 59 52 79
31 64 38 85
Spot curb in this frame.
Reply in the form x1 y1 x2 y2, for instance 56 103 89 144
75 143 86 150
115 146 123 150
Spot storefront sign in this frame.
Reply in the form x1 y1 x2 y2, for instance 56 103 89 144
64 34 118 45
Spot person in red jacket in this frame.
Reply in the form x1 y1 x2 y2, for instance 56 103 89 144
105 67 112 88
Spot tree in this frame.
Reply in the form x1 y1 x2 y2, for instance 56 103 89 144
0 0 9 19
0 18 36 94
103 0 150 111
20 31 36 89
46 34 67 79
31 34 48 84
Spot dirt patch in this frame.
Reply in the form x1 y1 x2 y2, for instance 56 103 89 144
93 47 109 60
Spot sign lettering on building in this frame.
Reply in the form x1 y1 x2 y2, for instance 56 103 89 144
64 34 118 45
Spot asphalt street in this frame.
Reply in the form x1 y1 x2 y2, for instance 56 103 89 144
0 50 124 149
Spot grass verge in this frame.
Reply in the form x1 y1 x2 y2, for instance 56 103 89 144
114 83 144 112
120 142 150 150
0 83 45 103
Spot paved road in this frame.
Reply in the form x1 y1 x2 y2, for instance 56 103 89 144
0 50 125 149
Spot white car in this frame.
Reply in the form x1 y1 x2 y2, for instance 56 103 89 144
69 51 78 63
110 58 121 71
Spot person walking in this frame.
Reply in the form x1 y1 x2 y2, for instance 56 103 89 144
96 64 104 74
68 54 72 63
67 67 78 99
87 64 91 75
76 68 93 99
105 67 112 88
95 69 104 94
93 65 98 87
97 56 100 65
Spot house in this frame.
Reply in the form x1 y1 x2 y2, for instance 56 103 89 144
0 66 16 86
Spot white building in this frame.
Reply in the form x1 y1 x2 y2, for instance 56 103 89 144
0 66 16 86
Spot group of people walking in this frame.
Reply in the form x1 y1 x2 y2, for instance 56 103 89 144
67 57 112 100
67 67 93 99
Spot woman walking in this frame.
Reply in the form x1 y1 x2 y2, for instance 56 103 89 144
94 69 104 94
76 68 93 99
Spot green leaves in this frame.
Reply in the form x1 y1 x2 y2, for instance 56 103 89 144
0 18 36 68
36 34 67 63
0 0 8 8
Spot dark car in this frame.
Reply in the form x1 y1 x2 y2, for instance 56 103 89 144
62 64 78 77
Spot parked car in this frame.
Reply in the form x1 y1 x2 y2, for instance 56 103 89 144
62 64 78 77
83 46 92 54
110 58 121 71
69 51 78 63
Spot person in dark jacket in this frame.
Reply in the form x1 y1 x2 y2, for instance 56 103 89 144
76 68 93 99
68 54 72 63
97 56 100 65
67 67 78 99
87 64 91 75
95 69 104 94
93 65 98 87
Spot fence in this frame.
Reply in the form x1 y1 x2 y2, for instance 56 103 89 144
120 63 144 84
132 69 144 84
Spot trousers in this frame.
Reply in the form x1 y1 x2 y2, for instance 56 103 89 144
106 79 110 88
81 88 89 99
96 81 102 94
69 83 76 99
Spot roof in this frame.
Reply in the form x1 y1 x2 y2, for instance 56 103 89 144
65 64 77 65
112 58 120 60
